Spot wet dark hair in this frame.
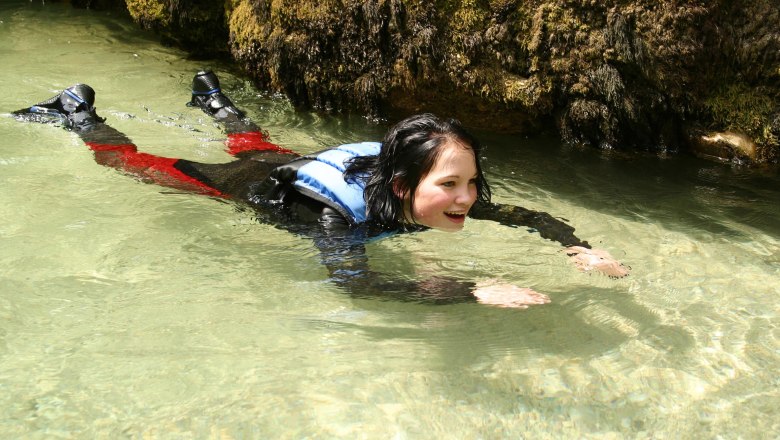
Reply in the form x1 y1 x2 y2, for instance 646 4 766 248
345 113 491 229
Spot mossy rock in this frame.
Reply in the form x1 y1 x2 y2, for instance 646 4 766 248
69 0 780 163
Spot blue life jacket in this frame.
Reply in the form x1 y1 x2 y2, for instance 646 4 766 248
258 142 381 226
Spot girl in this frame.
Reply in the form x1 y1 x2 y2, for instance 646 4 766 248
13 71 628 308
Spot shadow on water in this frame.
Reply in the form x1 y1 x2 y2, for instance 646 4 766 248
479 133 780 240
296 284 695 369
2 1 154 46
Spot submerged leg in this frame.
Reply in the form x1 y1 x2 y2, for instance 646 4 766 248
81 123 227 197
14 84 224 195
174 70 301 198
187 70 295 158
13 82 284 199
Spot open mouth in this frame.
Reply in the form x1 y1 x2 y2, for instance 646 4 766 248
444 211 466 221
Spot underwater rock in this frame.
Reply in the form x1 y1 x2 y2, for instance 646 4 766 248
79 0 779 164
689 130 759 164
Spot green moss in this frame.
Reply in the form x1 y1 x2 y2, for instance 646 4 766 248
448 0 489 33
228 1 266 50
465 66 550 111
125 0 169 25
704 83 777 146
269 0 339 29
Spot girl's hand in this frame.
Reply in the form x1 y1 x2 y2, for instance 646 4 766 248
565 246 630 278
473 281 550 308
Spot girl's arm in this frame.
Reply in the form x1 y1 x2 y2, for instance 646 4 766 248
310 226 549 308
468 202 590 247
469 201 629 278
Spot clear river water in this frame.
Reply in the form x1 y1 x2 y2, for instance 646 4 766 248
1 1 778 438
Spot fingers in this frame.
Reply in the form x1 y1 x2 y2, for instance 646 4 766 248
473 285 550 308
564 245 590 256
521 289 551 304
566 247 630 278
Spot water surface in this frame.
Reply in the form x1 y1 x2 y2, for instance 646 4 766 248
1 1 778 438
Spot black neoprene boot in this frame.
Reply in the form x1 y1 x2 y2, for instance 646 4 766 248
14 83 104 129
187 70 244 119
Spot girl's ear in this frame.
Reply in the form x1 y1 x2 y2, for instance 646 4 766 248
392 178 407 200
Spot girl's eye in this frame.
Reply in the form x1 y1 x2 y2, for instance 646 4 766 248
468 178 477 185
442 181 456 188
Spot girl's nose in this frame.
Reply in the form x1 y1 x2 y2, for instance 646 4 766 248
455 185 476 205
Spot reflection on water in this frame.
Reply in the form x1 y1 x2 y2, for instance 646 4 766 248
1 0 779 437
483 132 780 240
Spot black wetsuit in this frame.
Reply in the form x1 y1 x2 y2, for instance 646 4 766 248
41 100 591 304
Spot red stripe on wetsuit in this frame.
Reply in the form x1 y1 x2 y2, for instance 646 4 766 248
86 142 225 197
85 131 293 197
225 131 296 156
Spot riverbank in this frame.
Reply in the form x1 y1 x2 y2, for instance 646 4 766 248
68 0 778 164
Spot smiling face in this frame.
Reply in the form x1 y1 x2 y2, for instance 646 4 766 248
403 139 479 231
